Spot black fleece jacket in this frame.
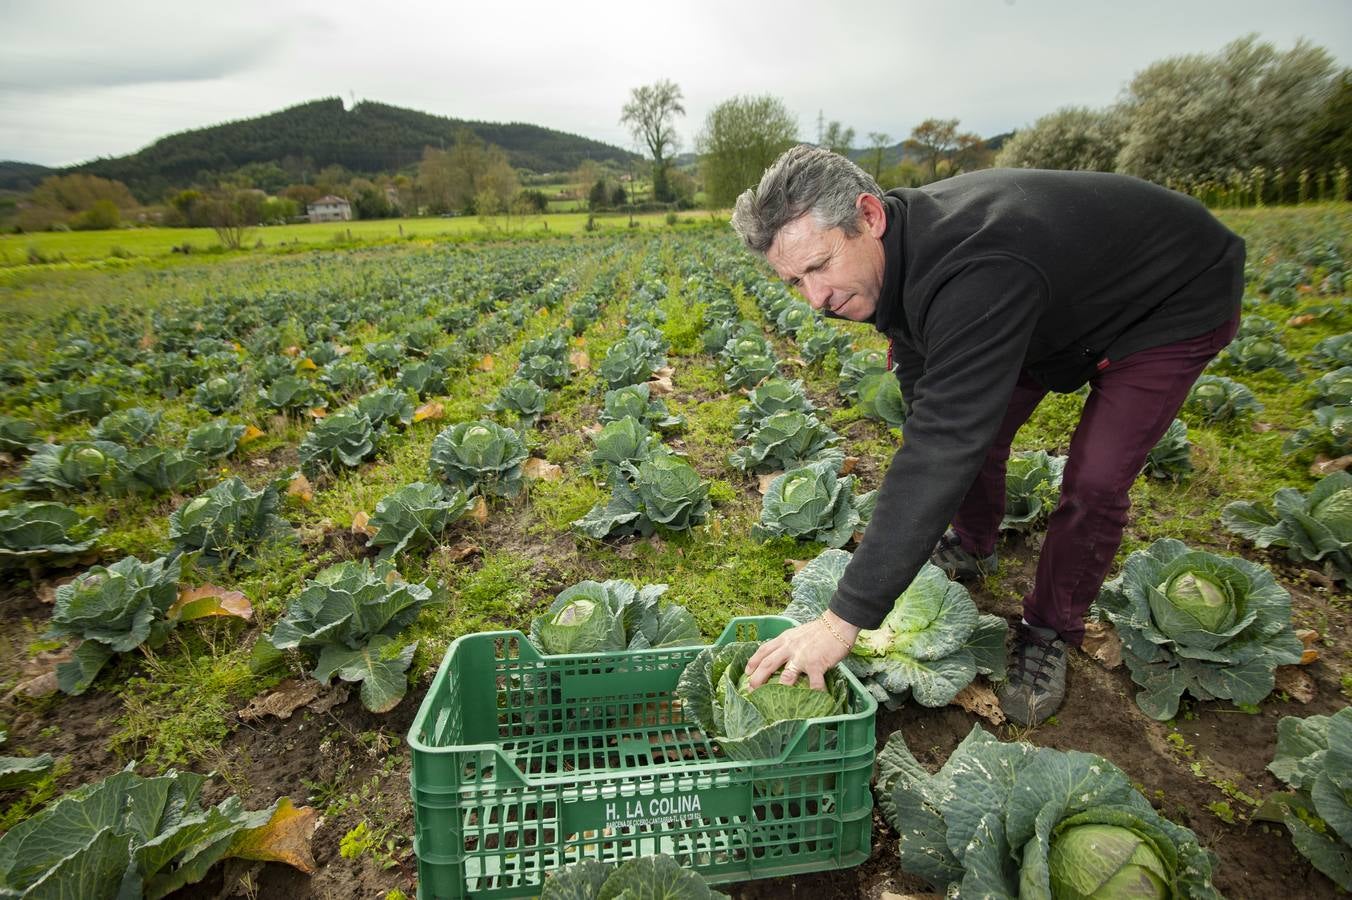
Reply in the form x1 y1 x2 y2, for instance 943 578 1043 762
828 168 1244 630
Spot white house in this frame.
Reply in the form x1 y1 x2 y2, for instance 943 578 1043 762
307 195 352 223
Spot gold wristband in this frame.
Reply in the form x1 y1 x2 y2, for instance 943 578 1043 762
819 612 853 649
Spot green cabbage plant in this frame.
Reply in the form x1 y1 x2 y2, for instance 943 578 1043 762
1237 314 1280 340
59 385 118 423
193 374 245 414
362 339 404 374
729 410 842 474
856 370 908 429
541 855 728 900
1143 419 1193 481
732 378 813 440
1003 450 1066 533
774 300 816 336
783 549 1007 709
674 641 850 761
9 441 127 495
109 447 204 496
598 334 665 390
875 725 1221 899
723 352 778 390
367 481 474 560
168 477 292 569
1091 538 1304 719
92 407 163 444
1311 366 1352 409
259 375 326 413
518 352 571 388
1221 471 1351 582
796 319 853 364
484 379 547 429
0 501 102 563
45 555 182 694
319 359 376 398
1183 374 1263 424
298 410 377 476
398 360 447 398
588 416 658 476
527 579 699 654
600 383 683 431
185 419 247 459
0 416 36 453
1259 706 1352 890
1283 404 1352 458
573 451 711 539
264 559 438 712
839 348 888 399
1220 336 1301 380
0 765 315 900
753 459 876 548
1309 333 1352 369
428 420 529 498
352 386 415 432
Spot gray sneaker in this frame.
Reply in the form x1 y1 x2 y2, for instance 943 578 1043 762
931 529 997 581
997 622 1068 727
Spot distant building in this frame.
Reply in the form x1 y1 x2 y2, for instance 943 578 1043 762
307 195 351 223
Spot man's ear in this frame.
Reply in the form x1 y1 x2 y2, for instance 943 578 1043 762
857 193 887 238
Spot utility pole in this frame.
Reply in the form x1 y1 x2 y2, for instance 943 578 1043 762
816 110 824 146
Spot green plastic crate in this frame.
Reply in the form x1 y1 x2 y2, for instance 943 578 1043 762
407 615 876 899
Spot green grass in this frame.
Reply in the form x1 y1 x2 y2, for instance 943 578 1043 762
0 210 726 279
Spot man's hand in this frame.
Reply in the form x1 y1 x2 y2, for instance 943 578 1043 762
743 611 861 691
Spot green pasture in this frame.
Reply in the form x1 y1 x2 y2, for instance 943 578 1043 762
0 208 726 273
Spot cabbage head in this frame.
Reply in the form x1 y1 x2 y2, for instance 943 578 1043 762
753 459 875 548
782 549 1006 709
856 370 908 429
728 410 842 474
0 501 103 562
1002 450 1065 533
674 641 850 761
428 420 528 498
1092 539 1304 719
1182 374 1263 425
876 725 1221 899
732 378 813 440
1311 366 1352 410
541 855 729 900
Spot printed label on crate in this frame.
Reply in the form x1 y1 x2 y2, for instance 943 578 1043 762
562 784 752 834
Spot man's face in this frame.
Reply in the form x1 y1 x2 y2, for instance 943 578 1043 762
765 194 887 323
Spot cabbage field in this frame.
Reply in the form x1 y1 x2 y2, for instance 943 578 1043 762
0 205 1349 899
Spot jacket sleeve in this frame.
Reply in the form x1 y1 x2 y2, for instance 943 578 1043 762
891 340 924 414
829 255 1046 628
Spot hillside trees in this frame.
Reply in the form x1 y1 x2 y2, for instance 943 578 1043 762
697 94 798 207
621 79 686 203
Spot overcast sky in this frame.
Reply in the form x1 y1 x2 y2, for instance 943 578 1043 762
2 0 1350 168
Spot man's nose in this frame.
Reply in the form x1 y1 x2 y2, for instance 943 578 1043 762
801 274 828 309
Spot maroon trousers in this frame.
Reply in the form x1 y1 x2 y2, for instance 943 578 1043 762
951 315 1240 645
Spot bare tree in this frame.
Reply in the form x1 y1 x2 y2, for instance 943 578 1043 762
621 79 685 203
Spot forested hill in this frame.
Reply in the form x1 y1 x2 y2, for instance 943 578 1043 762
0 161 55 194
67 98 639 201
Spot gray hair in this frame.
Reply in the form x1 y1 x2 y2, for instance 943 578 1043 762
730 144 884 255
